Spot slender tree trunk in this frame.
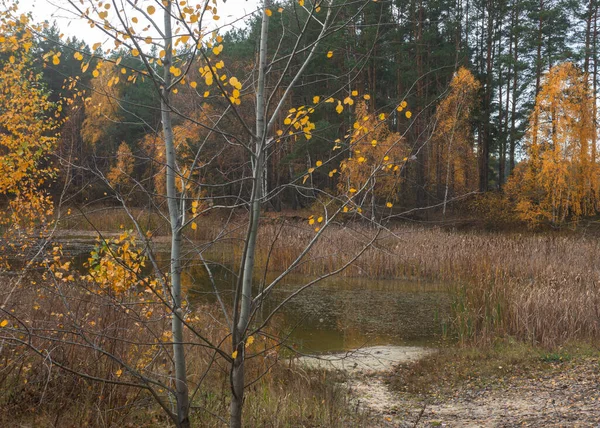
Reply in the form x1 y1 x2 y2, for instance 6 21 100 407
162 4 189 427
502 2 513 179
498 37 505 188
480 0 493 192
415 0 427 207
592 1 598 166
509 2 519 173
535 0 544 97
230 2 270 426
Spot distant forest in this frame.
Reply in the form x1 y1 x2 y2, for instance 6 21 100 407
23 0 600 227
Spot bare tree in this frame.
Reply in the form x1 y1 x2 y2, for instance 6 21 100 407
0 1 423 426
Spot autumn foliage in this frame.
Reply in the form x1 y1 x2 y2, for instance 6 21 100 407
506 62 599 226
0 10 58 261
427 67 480 200
338 101 408 209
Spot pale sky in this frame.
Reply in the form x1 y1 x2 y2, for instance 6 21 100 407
18 0 260 45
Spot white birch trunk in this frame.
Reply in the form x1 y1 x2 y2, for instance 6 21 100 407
162 3 189 427
229 1 270 426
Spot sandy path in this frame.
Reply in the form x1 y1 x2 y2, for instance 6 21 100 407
298 347 600 427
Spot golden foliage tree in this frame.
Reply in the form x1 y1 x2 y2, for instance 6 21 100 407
428 67 480 208
0 10 58 260
338 101 408 212
506 62 599 226
81 60 122 146
107 141 135 189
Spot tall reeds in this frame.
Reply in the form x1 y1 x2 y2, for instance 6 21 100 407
243 223 600 347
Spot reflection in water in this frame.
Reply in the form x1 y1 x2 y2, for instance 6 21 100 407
55 240 450 354
185 261 450 353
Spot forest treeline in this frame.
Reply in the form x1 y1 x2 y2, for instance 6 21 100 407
11 0 600 227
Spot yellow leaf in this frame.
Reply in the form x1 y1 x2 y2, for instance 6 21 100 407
0 320 7 328
378 113 386 120
92 42 101 50
336 103 343 114
316 160 323 167
131 48 140 56
313 95 320 104
115 369 122 377
246 336 255 346
191 222 197 230
351 90 358 96
147 5 156 15
92 69 99 78
265 9 272 16
52 55 60 65
363 94 371 100
386 202 393 208
309 218 315 225
190 81 197 88
308 167 315 174
317 216 323 223
232 350 238 359
327 51 333 58
405 111 412 118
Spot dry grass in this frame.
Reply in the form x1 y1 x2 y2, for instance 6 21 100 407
0 273 367 427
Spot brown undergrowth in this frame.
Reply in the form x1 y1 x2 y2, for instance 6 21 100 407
0 273 367 427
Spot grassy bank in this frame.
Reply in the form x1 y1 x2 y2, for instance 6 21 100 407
390 341 599 397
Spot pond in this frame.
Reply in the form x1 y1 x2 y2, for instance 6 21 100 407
42 237 451 354
183 262 450 353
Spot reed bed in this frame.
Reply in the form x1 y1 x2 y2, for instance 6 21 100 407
243 223 600 347
58 206 600 347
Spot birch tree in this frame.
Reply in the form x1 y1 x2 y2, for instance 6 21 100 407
0 1 421 426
